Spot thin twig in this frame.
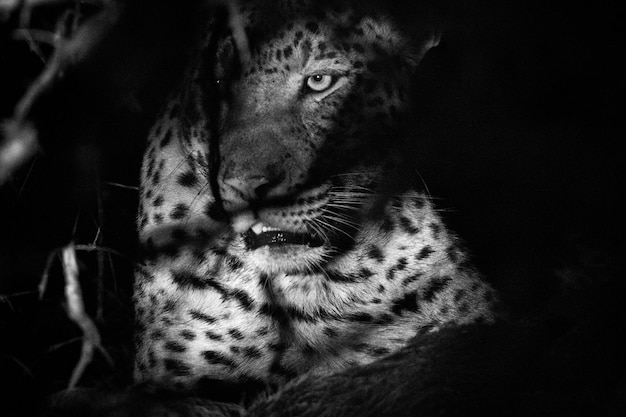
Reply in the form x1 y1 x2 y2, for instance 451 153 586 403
39 247 60 299
74 243 128 260
95 175 105 320
46 336 82 353
103 181 139 191
17 156 37 198
0 289 38 300
3 354 36 381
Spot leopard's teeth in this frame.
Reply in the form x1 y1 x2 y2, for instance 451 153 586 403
250 222 264 235
250 222 281 235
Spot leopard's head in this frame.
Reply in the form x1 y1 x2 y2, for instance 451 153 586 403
202 1 439 274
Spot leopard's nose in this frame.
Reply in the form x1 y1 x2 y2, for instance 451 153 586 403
222 168 286 202
220 156 289 205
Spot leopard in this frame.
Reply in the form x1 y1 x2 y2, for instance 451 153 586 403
133 0 497 401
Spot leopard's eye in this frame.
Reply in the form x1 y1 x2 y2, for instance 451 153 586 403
305 74 335 92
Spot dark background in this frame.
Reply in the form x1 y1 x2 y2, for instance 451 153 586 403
1 0 624 415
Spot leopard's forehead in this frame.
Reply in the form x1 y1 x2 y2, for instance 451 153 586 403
240 0 406 56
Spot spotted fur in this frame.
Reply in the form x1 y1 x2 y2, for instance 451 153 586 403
134 0 496 394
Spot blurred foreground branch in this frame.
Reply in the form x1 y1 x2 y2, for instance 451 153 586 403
0 0 120 184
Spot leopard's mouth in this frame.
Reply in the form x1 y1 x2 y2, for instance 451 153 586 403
243 222 324 250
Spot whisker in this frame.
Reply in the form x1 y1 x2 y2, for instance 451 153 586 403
306 219 330 242
324 202 363 211
314 218 356 242
321 207 361 225
321 214 361 231
328 195 372 204
330 186 375 193
329 190 375 198
182 179 213 225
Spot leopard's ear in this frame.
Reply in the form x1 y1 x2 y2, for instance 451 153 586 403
393 20 442 69
412 28 442 66
356 15 441 71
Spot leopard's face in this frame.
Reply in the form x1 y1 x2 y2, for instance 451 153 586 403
212 6 417 274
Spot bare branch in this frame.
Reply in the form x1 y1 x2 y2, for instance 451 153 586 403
61 244 113 388
203 0 250 68
222 0 250 68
